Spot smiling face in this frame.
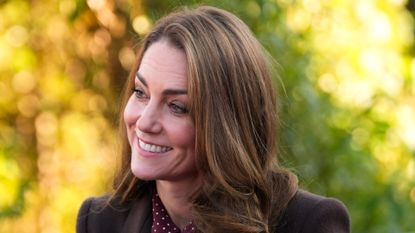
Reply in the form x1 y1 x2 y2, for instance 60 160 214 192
124 40 198 182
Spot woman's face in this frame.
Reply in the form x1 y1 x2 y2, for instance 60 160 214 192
124 40 197 182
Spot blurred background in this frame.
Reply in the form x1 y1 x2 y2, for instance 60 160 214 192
0 0 414 232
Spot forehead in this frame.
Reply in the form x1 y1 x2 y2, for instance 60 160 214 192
137 40 188 86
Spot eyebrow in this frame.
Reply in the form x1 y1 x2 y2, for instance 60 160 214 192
136 73 188 95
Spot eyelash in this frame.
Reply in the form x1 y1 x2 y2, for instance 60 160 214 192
131 88 188 115
169 102 188 114
131 88 147 99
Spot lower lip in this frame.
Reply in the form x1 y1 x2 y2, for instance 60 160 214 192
135 139 170 158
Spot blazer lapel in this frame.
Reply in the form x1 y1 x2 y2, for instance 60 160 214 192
122 189 153 233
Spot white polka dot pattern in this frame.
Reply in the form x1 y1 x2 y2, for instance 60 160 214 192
151 192 197 233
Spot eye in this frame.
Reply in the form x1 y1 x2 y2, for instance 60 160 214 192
131 88 147 99
169 101 188 114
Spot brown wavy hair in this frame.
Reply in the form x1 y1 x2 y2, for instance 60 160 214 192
112 6 297 233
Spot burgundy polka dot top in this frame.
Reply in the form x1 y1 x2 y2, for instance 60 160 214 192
151 191 197 233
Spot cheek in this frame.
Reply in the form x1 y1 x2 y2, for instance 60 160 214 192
123 97 141 145
168 121 195 150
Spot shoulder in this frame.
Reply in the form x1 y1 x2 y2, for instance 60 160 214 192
76 195 132 233
76 191 153 233
276 190 350 233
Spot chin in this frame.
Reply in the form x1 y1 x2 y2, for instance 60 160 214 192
131 166 155 181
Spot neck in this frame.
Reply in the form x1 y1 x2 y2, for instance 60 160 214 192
156 173 202 229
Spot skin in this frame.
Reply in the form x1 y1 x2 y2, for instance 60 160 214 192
123 39 202 229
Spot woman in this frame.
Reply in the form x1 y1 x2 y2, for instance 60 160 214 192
77 6 350 233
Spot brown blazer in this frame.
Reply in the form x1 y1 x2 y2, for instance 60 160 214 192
76 189 350 233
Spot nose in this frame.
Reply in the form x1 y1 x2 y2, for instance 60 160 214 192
136 102 162 134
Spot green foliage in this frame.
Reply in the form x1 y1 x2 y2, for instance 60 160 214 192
0 0 414 232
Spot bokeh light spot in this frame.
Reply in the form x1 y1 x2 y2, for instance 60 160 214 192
246 1 261 18
133 15 151 35
17 94 40 117
119 46 136 70
286 7 310 33
87 0 106 11
318 73 337 93
59 0 76 16
35 112 58 147
5 25 28 47
12 70 36 94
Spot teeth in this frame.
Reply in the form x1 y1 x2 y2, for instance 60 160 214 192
139 140 171 153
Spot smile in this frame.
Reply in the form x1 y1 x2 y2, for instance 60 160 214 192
139 139 172 153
